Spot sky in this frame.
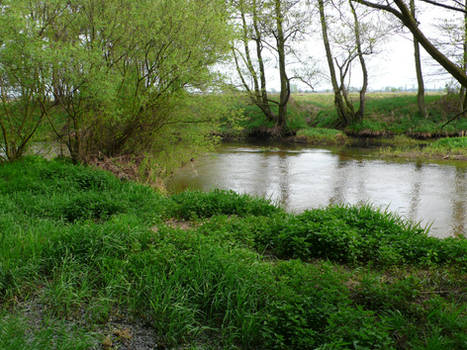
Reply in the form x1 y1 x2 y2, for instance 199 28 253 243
229 0 462 92
360 1 457 91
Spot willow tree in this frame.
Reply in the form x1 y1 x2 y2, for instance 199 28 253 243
0 0 54 161
0 0 233 166
232 0 310 136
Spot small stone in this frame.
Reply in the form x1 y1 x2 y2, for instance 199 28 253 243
114 327 133 340
102 335 113 348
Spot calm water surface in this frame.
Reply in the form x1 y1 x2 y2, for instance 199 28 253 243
170 143 467 238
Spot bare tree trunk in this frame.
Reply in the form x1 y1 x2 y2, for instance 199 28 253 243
460 0 467 114
234 0 276 123
410 0 427 118
274 0 289 133
318 0 353 126
252 0 273 120
350 0 367 120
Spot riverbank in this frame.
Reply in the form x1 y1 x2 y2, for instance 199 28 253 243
224 92 467 151
1 157 466 349
377 136 467 161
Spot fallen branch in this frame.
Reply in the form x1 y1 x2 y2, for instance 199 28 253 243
441 108 467 129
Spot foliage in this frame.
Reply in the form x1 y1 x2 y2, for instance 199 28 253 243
428 137 467 151
0 2 51 161
198 205 467 267
171 189 281 220
0 0 233 173
379 136 467 160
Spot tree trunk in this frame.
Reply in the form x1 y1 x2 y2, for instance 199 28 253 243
252 0 274 121
318 0 353 126
275 0 289 133
461 0 467 114
410 0 427 118
350 0 367 120
235 0 276 123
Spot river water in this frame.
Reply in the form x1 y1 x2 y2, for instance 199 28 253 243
169 143 467 238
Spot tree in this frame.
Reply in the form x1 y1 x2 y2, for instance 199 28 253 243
0 0 234 179
354 0 467 88
231 0 310 136
435 0 467 112
410 0 428 118
0 0 54 161
318 0 386 125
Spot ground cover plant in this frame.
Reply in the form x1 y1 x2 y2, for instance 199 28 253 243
0 157 466 349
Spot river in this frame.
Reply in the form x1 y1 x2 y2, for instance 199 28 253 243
169 142 467 238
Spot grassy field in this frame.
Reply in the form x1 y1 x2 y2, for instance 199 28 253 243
0 157 466 349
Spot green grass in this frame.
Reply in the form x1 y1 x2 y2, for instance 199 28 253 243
379 137 467 160
427 137 467 152
295 127 348 145
0 157 466 349
230 93 467 139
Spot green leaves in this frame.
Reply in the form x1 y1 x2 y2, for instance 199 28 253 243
0 0 234 166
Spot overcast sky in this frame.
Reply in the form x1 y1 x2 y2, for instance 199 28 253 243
360 1 456 91
228 0 461 92
311 1 460 91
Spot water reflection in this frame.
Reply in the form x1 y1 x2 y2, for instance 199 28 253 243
170 144 467 238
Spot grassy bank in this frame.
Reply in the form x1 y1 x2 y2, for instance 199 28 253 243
379 136 467 161
225 93 467 144
1 158 466 349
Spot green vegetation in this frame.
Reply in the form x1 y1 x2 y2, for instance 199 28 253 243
427 137 467 152
295 128 348 145
226 93 467 143
0 0 234 182
1 157 466 349
380 136 467 161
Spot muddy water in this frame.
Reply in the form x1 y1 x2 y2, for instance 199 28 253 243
169 143 467 238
